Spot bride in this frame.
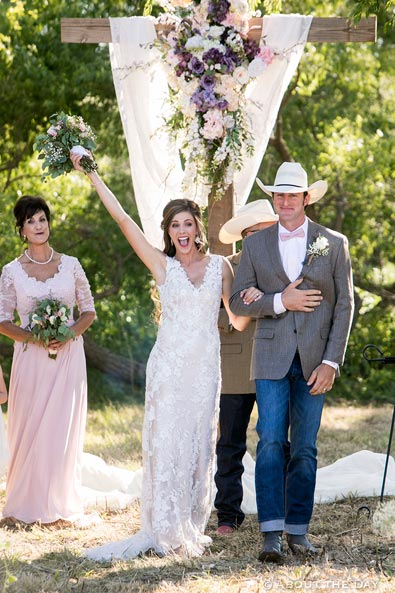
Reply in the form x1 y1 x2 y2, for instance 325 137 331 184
71 153 250 560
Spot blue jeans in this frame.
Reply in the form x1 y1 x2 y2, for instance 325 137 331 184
255 354 325 535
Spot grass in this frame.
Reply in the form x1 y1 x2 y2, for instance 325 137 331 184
1 401 395 593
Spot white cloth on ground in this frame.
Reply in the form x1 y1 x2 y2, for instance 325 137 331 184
74 449 395 514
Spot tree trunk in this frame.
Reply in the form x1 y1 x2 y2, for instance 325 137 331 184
83 335 146 386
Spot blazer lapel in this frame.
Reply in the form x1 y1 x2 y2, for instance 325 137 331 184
266 223 290 284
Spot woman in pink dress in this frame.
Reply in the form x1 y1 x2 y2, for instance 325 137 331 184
0 195 96 525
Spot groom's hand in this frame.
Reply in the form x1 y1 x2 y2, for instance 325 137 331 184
281 278 322 312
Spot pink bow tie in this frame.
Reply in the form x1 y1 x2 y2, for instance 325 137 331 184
279 229 305 241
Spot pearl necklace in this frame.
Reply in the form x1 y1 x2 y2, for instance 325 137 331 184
24 247 54 265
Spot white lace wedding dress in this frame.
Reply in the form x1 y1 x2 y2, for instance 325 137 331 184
85 255 223 560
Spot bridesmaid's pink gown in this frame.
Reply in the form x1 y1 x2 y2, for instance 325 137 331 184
0 255 95 524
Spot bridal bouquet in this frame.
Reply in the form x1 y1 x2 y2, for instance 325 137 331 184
27 298 75 359
35 112 98 179
154 0 275 200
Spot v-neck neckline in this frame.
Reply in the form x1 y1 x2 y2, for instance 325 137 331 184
175 256 213 290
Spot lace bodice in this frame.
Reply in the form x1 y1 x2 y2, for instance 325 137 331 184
156 254 223 342
0 255 95 327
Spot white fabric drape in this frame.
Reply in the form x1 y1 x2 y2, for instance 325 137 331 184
109 15 312 246
233 14 312 208
109 17 184 249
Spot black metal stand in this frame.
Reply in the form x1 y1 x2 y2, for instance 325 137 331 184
362 344 395 501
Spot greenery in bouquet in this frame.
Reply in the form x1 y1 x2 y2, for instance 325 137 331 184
34 112 98 180
154 0 275 200
27 298 75 360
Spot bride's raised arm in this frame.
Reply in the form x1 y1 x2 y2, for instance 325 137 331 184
70 153 166 283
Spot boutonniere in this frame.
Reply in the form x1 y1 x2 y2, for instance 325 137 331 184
305 234 330 265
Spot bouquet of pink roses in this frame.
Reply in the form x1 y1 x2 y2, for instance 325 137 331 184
27 298 75 360
35 112 98 179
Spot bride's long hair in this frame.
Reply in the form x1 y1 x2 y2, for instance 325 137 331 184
161 199 207 257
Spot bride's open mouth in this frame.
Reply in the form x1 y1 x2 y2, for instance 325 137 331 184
178 236 189 247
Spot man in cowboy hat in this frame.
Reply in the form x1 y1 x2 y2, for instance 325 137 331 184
229 162 354 562
216 200 278 536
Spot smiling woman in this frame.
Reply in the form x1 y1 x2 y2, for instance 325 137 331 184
69 152 250 560
0 195 96 527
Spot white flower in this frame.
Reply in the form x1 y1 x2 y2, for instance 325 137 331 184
208 25 225 38
306 234 330 264
315 235 329 251
46 305 52 315
185 35 204 51
233 66 250 85
248 57 267 78
31 313 42 327
166 49 180 67
49 315 56 325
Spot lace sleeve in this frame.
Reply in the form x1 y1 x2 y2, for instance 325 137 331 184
0 265 17 323
74 259 95 314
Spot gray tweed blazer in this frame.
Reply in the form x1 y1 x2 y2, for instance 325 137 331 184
229 219 354 381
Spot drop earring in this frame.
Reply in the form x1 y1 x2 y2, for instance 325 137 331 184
195 236 201 245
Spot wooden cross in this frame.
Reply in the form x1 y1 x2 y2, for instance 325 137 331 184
61 16 376 255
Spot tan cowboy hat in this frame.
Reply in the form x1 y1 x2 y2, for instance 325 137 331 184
256 162 328 204
219 199 279 244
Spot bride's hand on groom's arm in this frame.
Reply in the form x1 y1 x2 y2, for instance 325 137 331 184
240 287 264 305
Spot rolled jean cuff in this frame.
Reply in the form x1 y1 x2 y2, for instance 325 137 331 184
259 519 284 532
285 523 309 535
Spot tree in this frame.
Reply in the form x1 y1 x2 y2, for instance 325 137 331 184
0 0 394 402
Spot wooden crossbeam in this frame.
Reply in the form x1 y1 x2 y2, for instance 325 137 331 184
61 16 376 44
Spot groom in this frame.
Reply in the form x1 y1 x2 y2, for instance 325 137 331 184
229 162 354 562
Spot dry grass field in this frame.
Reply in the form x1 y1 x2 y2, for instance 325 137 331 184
1 402 394 593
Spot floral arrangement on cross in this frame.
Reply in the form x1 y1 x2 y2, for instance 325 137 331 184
153 0 275 200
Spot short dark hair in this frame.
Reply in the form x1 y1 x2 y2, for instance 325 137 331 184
13 195 51 238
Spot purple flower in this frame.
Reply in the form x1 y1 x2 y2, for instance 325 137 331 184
243 38 260 60
191 88 218 112
202 89 218 107
201 73 215 89
208 0 230 24
225 47 241 67
191 89 204 110
203 47 225 65
188 56 205 75
222 56 235 73
216 99 228 110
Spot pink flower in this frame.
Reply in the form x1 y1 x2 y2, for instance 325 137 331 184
258 46 275 66
201 110 225 140
47 126 58 137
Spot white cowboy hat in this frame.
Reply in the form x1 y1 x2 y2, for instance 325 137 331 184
219 199 279 244
256 162 328 204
